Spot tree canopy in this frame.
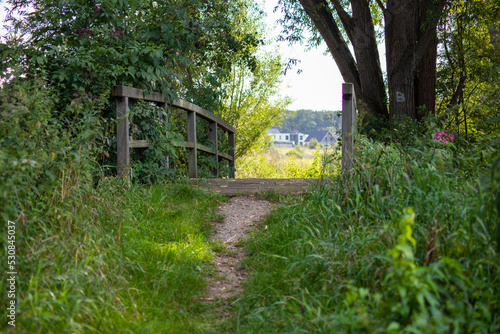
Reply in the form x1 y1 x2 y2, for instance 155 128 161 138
2 0 259 110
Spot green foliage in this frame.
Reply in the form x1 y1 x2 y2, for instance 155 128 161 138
217 1 291 157
231 130 500 333
308 137 319 149
0 77 105 223
3 0 257 109
128 101 184 183
285 144 305 159
436 0 500 139
236 145 335 179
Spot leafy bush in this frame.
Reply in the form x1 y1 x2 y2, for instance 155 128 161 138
309 138 319 149
0 78 224 332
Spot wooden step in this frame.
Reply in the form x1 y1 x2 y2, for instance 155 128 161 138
191 178 324 196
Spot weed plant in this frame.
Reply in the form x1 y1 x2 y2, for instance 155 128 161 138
233 128 499 332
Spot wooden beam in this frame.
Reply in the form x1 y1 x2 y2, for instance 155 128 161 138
116 96 130 178
129 140 151 148
112 85 168 103
210 121 218 177
187 111 197 178
228 131 235 178
170 99 235 133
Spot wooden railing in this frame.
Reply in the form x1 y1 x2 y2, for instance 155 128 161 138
113 85 235 179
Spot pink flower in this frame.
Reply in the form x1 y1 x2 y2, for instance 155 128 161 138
433 131 454 144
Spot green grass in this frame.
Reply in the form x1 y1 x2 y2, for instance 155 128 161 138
1 181 229 333
226 135 500 333
236 145 338 179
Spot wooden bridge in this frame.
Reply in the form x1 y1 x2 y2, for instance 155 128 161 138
191 178 324 196
113 84 356 195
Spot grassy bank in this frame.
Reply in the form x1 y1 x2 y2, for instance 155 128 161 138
1 181 228 333
229 135 500 333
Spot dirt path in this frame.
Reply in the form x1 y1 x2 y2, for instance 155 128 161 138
204 196 272 302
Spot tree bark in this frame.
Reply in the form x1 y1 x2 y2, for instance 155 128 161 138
298 0 388 124
385 0 419 121
295 0 444 124
385 0 444 121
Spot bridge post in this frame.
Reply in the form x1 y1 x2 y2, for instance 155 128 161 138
209 121 219 177
116 96 130 178
187 110 197 178
342 83 356 175
228 132 235 178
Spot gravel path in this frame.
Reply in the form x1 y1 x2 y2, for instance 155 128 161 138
204 196 272 301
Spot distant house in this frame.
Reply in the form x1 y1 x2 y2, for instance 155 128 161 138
267 128 307 146
305 130 337 146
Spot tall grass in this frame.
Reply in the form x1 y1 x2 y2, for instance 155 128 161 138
231 133 499 333
236 145 338 178
0 78 225 333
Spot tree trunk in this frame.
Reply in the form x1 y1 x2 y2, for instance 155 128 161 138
385 0 419 121
385 0 444 121
295 0 444 124
298 0 389 126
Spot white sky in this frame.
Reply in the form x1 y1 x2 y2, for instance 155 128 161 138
261 0 344 111
0 1 346 111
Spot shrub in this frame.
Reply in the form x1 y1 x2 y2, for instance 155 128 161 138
308 138 319 149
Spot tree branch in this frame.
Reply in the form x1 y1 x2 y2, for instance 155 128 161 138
375 0 386 12
298 0 361 90
448 75 467 107
329 0 354 40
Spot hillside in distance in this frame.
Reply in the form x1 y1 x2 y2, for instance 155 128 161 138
278 110 341 134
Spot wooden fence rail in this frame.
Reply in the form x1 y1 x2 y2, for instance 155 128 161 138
113 85 235 179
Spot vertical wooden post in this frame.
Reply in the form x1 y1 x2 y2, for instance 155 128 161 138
342 83 356 175
209 121 218 177
116 96 130 178
228 131 235 179
187 110 197 178
160 102 169 169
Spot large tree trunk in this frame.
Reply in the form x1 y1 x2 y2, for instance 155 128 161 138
296 0 444 125
385 0 419 121
415 0 438 120
298 0 389 125
385 0 443 121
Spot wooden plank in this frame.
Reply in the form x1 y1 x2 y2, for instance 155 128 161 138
116 96 129 177
171 99 235 133
192 178 324 196
210 121 218 177
218 152 233 161
112 85 168 103
113 86 234 132
187 110 197 178
130 140 151 148
342 83 355 175
228 132 235 178
172 141 232 161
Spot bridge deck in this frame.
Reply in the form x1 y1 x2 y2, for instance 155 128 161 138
192 178 323 196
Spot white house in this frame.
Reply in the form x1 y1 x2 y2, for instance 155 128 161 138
304 130 337 146
268 128 307 146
